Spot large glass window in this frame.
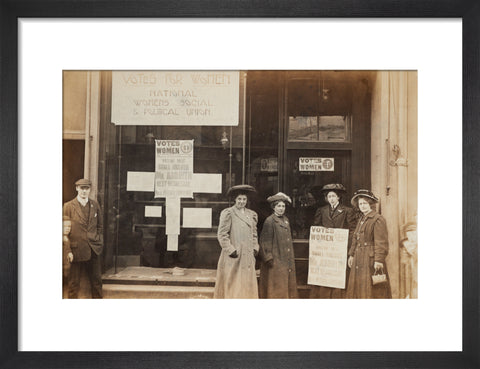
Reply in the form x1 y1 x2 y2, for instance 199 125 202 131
101 88 250 272
288 115 351 142
109 123 246 269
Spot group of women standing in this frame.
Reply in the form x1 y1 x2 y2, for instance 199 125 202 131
213 184 392 299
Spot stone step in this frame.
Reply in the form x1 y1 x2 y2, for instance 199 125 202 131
103 284 214 299
102 267 217 287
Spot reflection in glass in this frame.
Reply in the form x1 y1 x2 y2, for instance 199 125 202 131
288 115 350 142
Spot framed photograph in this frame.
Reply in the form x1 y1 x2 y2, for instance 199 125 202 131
2 1 479 368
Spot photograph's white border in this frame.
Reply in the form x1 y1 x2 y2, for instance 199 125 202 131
19 19 462 351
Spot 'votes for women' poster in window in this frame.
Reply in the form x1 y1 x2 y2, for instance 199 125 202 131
308 226 349 289
154 139 194 199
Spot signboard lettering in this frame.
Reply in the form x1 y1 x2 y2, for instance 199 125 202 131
155 140 194 198
299 157 334 171
111 71 240 126
260 158 278 172
308 226 348 289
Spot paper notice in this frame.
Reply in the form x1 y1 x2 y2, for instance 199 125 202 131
126 172 155 192
191 173 222 193
155 140 194 199
145 206 162 218
167 234 179 251
183 208 212 228
165 197 180 235
308 226 349 289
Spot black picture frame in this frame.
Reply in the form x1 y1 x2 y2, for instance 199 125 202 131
1 1 479 368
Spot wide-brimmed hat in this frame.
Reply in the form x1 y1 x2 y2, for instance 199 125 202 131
226 184 256 198
351 189 379 206
311 183 346 200
320 183 346 194
267 192 292 204
75 178 92 187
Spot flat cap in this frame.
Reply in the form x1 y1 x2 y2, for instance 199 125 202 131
75 178 92 187
267 192 292 204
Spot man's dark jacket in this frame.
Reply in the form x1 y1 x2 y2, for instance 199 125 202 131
63 198 103 262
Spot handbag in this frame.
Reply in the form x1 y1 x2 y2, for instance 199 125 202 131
372 269 387 285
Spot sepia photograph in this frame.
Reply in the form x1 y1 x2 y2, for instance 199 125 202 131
63 70 418 300
10 15 473 366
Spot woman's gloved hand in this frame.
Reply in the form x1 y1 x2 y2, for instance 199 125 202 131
374 261 384 272
229 250 239 258
348 256 354 268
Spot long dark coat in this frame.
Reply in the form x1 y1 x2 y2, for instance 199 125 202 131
214 206 259 299
63 198 104 262
310 204 357 298
259 214 298 299
346 210 392 299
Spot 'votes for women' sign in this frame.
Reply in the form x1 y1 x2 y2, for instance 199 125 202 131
111 71 240 126
308 226 349 289
154 139 194 199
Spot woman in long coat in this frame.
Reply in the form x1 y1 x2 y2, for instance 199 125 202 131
214 185 259 299
346 189 392 299
259 192 298 299
310 183 357 298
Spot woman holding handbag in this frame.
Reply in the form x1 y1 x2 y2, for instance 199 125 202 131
346 190 392 299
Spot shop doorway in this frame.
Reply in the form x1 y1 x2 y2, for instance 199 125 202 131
63 139 85 204
246 71 372 238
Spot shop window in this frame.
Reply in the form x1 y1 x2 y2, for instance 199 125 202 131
288 115 351 142
106 123 247 269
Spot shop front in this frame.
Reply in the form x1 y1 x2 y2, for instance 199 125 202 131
63 69 417 298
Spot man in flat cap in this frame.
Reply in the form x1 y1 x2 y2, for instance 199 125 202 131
63 179 104 298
